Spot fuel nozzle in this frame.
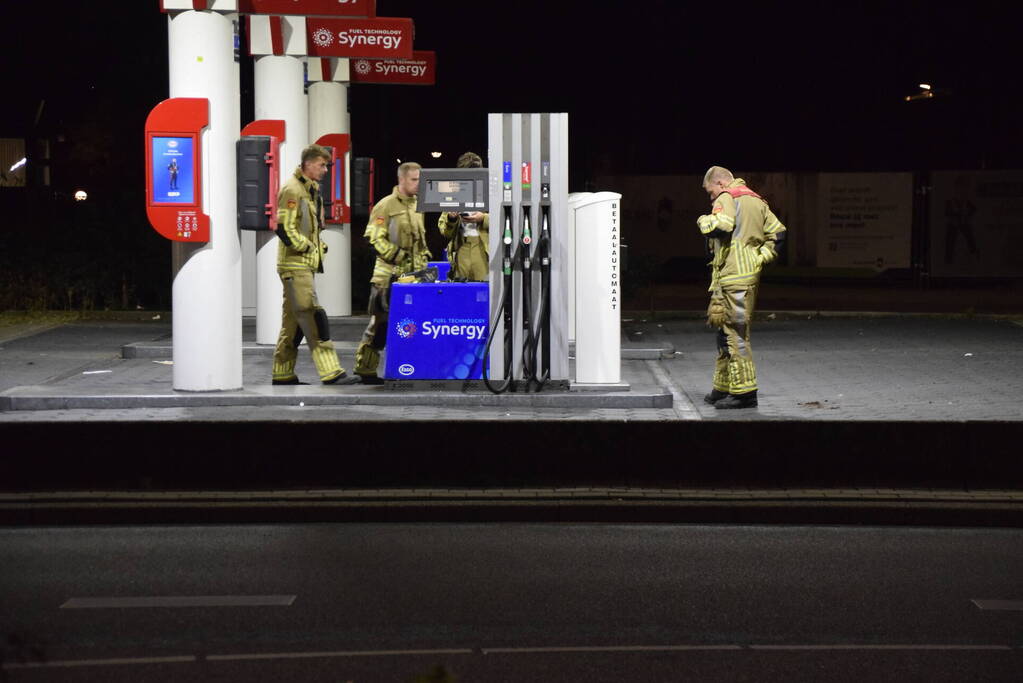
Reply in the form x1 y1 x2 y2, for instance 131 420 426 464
521 208 532 270
502 210 513 275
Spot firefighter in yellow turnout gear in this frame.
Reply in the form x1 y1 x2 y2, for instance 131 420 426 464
438 152 490 282
354 162 431 383
697 167 787 409
271 145 352 386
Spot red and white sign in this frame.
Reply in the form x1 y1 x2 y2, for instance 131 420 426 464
241 0 376 16
144 98 210 243
350 51 436 85
306 17 413 59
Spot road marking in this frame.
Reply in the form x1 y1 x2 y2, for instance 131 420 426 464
749 644 1012 651
60 595 296 609
207 648 474 661
3 644 1017 670
3 656 196 669
482 645 742 654
972 599 1023 611
647 360 700 420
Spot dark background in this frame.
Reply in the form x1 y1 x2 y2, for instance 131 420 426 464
1 1 1020 310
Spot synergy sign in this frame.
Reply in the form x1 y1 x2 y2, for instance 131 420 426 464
394 317 488 342
350 51 436 85
306 17 413 59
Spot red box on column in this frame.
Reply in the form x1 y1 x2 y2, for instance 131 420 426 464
316 133 351 224
144 98 210 242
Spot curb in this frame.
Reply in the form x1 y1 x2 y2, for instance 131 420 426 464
0 385 673 411
3 489 1022 527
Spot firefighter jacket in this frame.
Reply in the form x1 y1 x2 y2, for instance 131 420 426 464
365 186 430 287
276 168 326 274
697 178 787 291
438 212 490 265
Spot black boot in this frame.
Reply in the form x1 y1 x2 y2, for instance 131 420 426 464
357 374 385 385
272 377 308 386
714 391 758 409
703 389 729 405
323 371 358 386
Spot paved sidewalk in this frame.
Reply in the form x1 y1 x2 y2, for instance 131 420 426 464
3 313 1022 522
0 316 674 416
2 314 1022 422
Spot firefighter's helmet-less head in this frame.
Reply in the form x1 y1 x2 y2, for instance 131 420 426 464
456 152 483 168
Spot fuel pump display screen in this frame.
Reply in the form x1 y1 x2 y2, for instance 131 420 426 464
418 168 489 213
151 136 195 204
426 179 473 208
436 180 467 195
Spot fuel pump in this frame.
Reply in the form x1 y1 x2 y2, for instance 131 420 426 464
483 207 515 394
518 207 535 387
485 112 569 393
529 201 552 389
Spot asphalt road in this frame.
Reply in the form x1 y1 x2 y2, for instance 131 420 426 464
1 524 1021 681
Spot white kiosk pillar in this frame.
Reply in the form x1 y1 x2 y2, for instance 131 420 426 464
254 55 308 345
308 59 352 316
167 9 242 391
573 192 622 385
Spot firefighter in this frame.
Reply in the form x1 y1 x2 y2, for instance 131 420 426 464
438 151 489 282
354 161 431 384
271 144 353 386
697 166 787 409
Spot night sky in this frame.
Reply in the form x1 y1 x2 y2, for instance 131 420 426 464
3 1 1021 195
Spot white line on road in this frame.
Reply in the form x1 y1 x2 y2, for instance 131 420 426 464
972 599 1023 611
60 595 296 608
749 644 1013 651
4 643 1017 670
3 656 196 669
482 645 743 654
206 648 475 661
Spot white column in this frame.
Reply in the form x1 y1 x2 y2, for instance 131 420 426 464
241 229 256 316
574 192 622 384
167 10 242 391
254 55 308 345
308 80 351 316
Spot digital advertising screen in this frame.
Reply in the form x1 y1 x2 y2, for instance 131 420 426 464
150 136 195 204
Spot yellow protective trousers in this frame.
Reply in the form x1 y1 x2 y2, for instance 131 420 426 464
711 283 758 395
451 235 489 281
354 283 389 376
272 269 345 383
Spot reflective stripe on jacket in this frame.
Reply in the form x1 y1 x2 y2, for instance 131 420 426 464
365 186 430 286
697 178 787 290
438 212 490 267
276 168 325 273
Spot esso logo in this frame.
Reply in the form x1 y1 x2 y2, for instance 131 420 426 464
398 364 415 376
167 140 178 148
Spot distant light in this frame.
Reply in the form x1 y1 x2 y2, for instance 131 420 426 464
430 151 442 159
9 157 26 173
919 83 932 90
74 190 87 201
396 158 402 163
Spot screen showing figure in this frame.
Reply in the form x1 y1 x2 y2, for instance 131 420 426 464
151 136 194 204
